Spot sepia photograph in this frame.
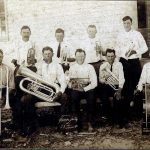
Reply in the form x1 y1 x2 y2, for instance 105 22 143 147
0 0 150 149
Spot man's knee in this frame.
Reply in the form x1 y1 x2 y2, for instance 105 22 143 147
21 94 32 104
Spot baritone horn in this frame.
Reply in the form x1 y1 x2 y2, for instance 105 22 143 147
15 64 60 103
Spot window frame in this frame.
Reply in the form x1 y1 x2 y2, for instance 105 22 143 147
0 0 9 41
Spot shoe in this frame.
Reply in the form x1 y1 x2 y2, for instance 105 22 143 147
87 122 94 132
7 123 19 131
13 132 28 143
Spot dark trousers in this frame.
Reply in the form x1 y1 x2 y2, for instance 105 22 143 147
120 57 142 119
11 76 38 135
100 84 126 126
0 88 15 108
13 76 69 135
70 89 95 129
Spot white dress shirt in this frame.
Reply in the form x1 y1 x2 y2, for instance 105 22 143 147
49 39 75 64
115 29 148 60
80 36 105 63
0 64 15 89
9 39 37 65
36 60 67 93
68 63 97 92
99 60 125 88
137 62 150 91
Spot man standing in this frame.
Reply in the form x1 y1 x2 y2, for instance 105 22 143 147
9 26 39 66
37 46 68 115
115 16 148 119
80 25 105 75
68 49 97 132
50 28 75 66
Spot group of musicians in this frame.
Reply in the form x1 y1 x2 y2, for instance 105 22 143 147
0 15 149 139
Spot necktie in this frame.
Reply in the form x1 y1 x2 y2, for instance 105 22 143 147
110 64 113 72
57 43 61 58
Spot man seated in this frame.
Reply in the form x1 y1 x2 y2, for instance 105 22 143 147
68 49 97 132
135 62 150 118
99 49 126 128
36 46 68 115
10 48 38 139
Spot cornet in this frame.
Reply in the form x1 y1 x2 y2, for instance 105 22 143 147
102 65 119 91
95 41 102 57
61 46 68 65
125 41 135 59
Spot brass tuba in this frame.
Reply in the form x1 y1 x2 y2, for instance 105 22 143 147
14 64 60 103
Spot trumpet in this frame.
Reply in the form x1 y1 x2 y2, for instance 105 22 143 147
61 46 68 65
102 66 119 91
12 61 60 103
125 41 135 59
0 65 10 109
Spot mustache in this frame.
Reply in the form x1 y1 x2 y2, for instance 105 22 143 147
23 36 30 38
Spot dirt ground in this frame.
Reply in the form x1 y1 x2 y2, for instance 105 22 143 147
1 109 150 149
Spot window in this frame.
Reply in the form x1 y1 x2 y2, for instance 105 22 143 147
0 0 8 41
137 0 149 58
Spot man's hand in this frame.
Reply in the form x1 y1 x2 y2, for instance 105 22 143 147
134 89 141 96
114 88 122 100
77 86 84 92
104 72 111 81
53 91 62 102
11 59 18 66
95 45 103 55
128 50 137 57
125 50 137 57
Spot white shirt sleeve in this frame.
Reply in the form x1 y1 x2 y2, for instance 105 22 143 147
137 64 147 91
118 62 125 88
8 67 15 89
56 64 67 93
136 32 148 55
36 62 42 76
83 65 97 92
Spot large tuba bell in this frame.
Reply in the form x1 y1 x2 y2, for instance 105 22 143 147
15 64 60 103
